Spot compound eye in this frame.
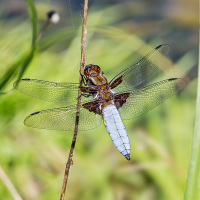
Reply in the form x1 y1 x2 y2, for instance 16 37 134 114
97 67 100 74
92 66 100 74
87 68 91 74
84 68 90 76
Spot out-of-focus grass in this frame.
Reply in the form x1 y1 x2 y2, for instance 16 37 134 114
0 1 198 200
0 0 38 92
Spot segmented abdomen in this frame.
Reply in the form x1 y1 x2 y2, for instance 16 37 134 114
102 104 131 160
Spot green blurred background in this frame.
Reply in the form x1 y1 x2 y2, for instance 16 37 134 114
0 0 198 199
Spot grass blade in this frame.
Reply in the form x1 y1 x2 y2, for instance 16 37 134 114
0 0 38 92
18 0 38 79
17 46 36 80
184 31 200 200
25 0 38 46
0 54 25 92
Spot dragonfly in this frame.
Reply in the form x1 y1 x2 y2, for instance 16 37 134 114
14 44 185 160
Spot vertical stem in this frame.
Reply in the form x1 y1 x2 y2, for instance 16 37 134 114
183 20 200 200
60 1 88 200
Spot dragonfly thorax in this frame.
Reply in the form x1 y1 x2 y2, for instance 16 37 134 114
84 64 108 86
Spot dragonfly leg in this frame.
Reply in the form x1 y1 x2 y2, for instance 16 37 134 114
80 74 88 86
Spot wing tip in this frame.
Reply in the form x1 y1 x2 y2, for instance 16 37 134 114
168 78 186 90
155 44 170 55
13 80 19 88
168 78 177 81
155 43 169 49
22 78 31 81
13 78 31 89
155 44 162 49
30 111 40 115
24 112 40 127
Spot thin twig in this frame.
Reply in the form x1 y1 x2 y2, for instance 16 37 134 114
60 1 88 199
0 165 23 200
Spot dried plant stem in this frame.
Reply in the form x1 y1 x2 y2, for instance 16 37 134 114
0 166 23 200
60 1 88 200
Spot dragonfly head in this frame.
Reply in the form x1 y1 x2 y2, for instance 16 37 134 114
84 64 101 77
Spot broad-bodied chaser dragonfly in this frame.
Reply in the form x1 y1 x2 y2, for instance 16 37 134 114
14 44 185 160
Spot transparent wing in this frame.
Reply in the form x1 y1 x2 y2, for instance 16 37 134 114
24 103 102 131
118 78 185 120
110 44 170 93
14 79 94 102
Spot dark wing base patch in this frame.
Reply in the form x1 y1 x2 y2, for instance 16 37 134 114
82 100 101 115
114 93 130 109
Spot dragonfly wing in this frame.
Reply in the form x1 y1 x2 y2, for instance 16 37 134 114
14 79 93 102
118 78 185 120
24 103 102 131
110 44 170 93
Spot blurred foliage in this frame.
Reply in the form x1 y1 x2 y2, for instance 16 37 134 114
0 0 198 200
